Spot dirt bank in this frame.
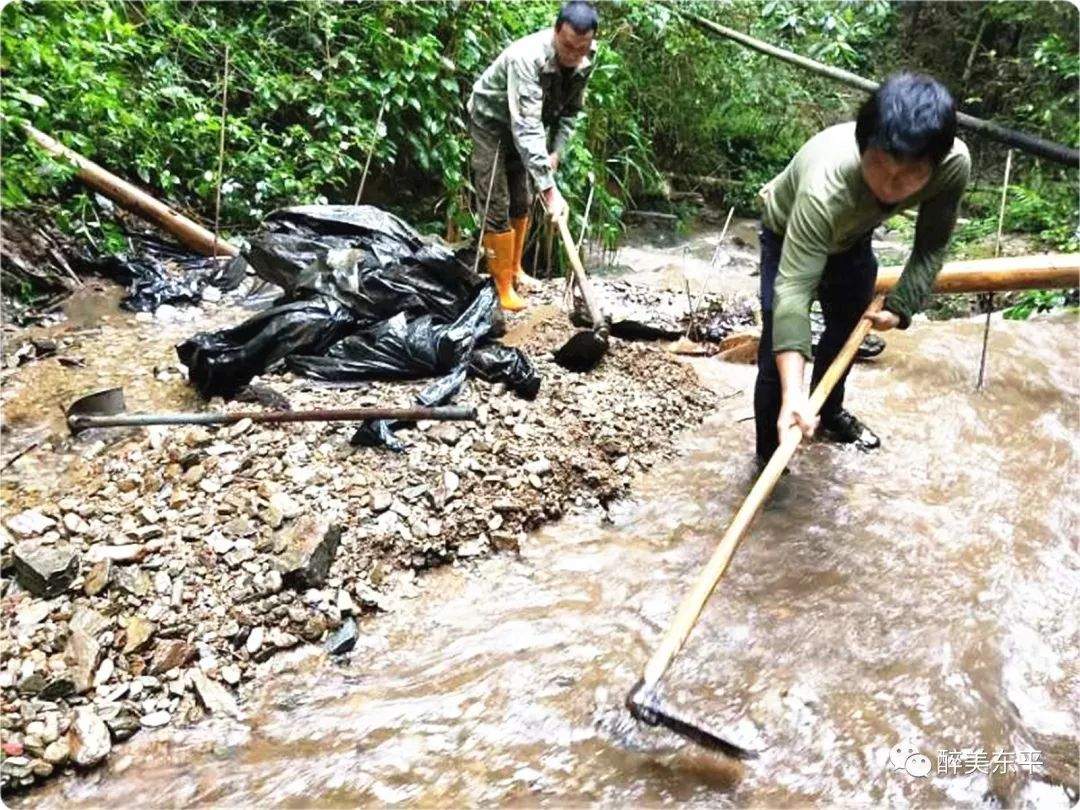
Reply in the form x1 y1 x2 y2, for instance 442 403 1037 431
0 278 722 793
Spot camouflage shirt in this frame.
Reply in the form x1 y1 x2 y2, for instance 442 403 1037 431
468 29 596 191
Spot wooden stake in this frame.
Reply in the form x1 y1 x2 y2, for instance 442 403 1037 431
354 95 388 205
213 44 230 259
977 149 1013 391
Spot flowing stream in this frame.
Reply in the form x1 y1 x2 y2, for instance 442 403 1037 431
26 312 1079 807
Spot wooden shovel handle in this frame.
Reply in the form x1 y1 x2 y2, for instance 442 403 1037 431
555 214 606 332
641 295 885 688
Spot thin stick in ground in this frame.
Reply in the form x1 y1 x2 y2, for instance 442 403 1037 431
977 148 1013 391
471 142 501 277
354 95 388 205
213 44 230 259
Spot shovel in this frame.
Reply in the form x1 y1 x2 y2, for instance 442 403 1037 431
626 295 886 758
551 212 609 372
65 387 477 435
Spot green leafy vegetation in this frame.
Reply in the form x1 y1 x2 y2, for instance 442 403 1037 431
2 0 1076 270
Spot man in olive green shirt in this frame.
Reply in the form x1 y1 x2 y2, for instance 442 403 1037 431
468 2 597 312
755 72 971 464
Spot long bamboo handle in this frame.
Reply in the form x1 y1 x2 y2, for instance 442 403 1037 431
23 123 240 258
641 295 885 688
876 253 1079 295
555 215 607 332
69 405 477 432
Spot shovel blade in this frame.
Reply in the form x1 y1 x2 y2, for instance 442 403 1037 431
553 329 608 372
626 679 759 760
66 388 127 434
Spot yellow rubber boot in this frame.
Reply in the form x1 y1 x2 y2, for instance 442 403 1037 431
483 229 526 312
510 215 540 291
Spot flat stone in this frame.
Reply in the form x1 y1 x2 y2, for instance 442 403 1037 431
190 671 240 718
83 559 111 596
2 756 33 779
149 640 194 674
86 543 147 564
43 739 69 766
70 607 108 637
371 491 392 513
443 471 460 495
93 658 115 687
63 631 100 694
227 418 253 438
457 538 487 558
273 516 341 590
12 541 79 597
220 664 241 685
140 710 171 729
99 705 140 741
245 626 264 654
63 512 90 534
123 616 154 653
16 600 54 629
206 532 235 555
6 509 56 538
336 589 356 616
68 708 111 767
115 568 152 597
261 504 283 529
325 618 358 655
431 424 461 445
525 458 552 476
269 492 301 520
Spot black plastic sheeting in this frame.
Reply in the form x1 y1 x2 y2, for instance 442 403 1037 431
177 205 538 448
75 233 247 312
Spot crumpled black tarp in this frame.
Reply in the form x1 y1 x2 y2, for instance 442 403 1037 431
76 233 247 311
177 205 538 447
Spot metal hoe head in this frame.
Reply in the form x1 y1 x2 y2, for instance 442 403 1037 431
552 329 609 372
626 679 758 760
66 387 127 434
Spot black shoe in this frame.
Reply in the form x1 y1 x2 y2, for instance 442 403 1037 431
820 409 881 450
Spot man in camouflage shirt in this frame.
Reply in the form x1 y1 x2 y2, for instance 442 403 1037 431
467 1 598 311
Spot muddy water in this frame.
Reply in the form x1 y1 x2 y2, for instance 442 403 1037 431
29 314 1079 807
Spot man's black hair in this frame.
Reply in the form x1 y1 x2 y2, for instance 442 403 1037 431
556 1 599 34
855 72 957 165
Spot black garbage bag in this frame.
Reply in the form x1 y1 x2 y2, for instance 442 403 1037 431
177 298 357 398
76 233 246 312
468 344 540 400
177 205 537 448
286 285 537 450
247 205 476 320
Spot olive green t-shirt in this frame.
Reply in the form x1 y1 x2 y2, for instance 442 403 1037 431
760 122 971 359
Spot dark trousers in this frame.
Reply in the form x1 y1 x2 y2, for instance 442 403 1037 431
469 117 531 233
753 226 878 459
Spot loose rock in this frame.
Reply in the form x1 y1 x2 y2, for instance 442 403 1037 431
273 516 342 590
12 542 79 597
68 708 111 768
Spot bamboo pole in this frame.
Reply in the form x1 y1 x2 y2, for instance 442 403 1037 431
23 123 240 258
875 254 1079 294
